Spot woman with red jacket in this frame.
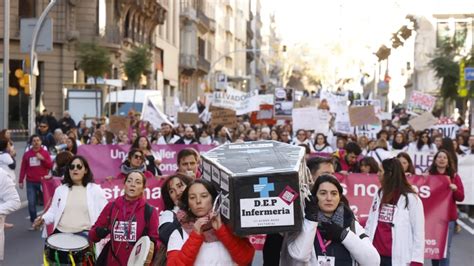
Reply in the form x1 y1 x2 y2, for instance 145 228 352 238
89 171 159 266
166 179 255 265
428 149 464 266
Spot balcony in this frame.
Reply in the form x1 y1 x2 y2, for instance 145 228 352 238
98 25 122 48
197 9 210 32
197 55 211 73
179 54 197 74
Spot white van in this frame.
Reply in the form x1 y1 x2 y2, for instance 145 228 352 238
104 89 164 117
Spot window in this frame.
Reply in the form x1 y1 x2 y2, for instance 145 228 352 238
198 38 205 57
97 0 106 36
19 0 35 18
436 20 470 47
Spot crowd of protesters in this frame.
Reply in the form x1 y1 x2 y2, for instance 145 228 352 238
0 103 471 265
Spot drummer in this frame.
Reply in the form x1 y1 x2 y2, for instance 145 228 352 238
33 155 108 235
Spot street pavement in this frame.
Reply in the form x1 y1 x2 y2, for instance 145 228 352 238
3 141 474 265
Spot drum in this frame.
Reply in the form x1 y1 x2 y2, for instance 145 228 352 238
127 236 154 266
44 233 93 266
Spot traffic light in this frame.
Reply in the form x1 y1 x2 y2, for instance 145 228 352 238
14 68 30 95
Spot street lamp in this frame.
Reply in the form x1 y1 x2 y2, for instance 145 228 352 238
28 0 58 135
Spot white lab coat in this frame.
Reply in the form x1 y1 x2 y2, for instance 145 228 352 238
365 192 425 265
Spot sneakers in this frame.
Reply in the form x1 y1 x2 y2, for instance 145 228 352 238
28 226 36 231
455 224 462 233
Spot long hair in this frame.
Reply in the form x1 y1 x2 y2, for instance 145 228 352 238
180 179 218 219
131 136 152 151
392 132 407 150
360 157 380 174
439 137 458 171
62 155 94 187
162 174 193 210
428 149 456 179
314 133 330 148
380 158 415 208
396 152 415 175
416 131 433 151
67 137 78 155
310 174 349 207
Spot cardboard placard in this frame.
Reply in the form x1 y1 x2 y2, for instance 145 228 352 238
348 105 379 127
408 112 438 132
108 115 130 135
211 108 237 128
177 112 200 125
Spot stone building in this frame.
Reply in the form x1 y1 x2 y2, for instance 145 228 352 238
0 0 168 129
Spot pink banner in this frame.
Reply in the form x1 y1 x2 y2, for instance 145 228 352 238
335 173 451 259
77 144 214 181
41 172 452 258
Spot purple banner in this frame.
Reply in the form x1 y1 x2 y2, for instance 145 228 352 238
77 144 214 182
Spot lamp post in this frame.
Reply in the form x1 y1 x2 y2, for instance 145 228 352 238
1 0 10 130
28 0 58 135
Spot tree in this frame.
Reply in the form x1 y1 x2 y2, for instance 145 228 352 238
429 39 460 101
76 42 111 117
123 45 152 109
77 42 111 83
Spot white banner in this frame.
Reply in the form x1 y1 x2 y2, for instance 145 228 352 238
210 87 260 115
458 155 474 205
292 108 330 134
320 91 351 134
430 124 459 139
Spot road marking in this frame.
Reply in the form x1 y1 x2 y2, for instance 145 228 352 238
457 219 474 235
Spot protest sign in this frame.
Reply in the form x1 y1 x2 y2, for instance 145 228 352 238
108 116 130 135
292 108 330 134
430 123 459 139
408 112 438 132
77 144 214 181
250 104 276 126
355 124 381 139
321 91 351 134
408 151 435 174
407 91 437 115
210 87 259 115
210 108 237 128
348 105 380 127
177 112 200 125
274 87 294 117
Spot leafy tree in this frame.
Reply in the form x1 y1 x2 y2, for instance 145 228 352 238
76 42 111 83
76 42 111 117
429 38 460 100
124 45 152 89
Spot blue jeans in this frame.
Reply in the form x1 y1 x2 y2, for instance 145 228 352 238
432 221 455 266
26 182 42 223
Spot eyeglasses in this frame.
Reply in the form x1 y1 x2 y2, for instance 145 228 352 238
133 154 144 160
69 164 83 170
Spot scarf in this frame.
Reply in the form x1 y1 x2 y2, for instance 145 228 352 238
317 204 345 227
120 161 146 175
176 210 219 242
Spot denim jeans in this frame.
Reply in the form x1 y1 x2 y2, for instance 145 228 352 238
432 220 456 266
26 182 42 223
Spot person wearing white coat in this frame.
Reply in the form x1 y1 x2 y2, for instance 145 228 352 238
33 156 108 235
365 158 425 266
281 175 380 266
0 168 21 262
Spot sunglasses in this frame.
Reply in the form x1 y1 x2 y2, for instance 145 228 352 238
133 154 144 160
69 164 83 170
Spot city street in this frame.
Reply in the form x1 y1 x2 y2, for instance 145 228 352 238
2 143 474 265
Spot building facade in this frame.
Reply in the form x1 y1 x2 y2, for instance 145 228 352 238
0 0 168 129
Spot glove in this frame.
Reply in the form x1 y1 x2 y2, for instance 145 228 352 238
304 196 319 222
318 222 347 242
95 227 110 238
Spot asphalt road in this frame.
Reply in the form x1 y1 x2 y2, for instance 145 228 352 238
2 141 474 265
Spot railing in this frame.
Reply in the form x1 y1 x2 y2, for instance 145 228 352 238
197 55 211 73
197 9 210 29
179 54 198 70
99 25 121 45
